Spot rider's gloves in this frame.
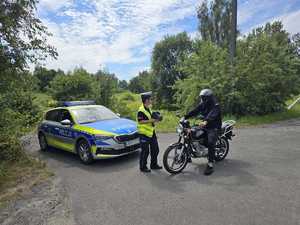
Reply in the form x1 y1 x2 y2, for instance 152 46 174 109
179 117 185 123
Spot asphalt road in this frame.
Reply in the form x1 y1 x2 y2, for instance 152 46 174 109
35 120 300 225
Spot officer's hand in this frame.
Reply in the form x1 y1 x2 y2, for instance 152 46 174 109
150 118 159 123
179 117 185 123
154 119 160 123
199 121 207 127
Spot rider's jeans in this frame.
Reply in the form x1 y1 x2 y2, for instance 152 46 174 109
207 129 218 163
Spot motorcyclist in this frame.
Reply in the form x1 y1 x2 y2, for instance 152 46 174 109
183 89 222 175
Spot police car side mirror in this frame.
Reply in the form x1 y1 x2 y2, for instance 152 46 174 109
116 113 121 117
61 119 71 126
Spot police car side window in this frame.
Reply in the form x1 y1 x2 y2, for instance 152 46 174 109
45 110 60 122
60 110 73 123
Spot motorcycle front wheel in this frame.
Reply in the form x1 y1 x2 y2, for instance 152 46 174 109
163 143 188 174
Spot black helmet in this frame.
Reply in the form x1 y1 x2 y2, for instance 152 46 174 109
199 89 213 103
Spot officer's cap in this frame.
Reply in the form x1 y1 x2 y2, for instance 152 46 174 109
141 91 152 102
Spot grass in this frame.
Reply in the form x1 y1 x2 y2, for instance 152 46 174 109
0 157 54 209
234 98 300 127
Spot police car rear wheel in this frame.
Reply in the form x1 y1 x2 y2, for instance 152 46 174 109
38 133 48 151
77 139 94 164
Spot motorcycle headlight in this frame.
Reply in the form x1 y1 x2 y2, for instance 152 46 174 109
176 125 183 134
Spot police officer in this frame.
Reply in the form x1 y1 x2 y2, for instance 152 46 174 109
184 89 222 175
137 92 162 173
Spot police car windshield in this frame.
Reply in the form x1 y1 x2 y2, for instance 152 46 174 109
70 106 119 124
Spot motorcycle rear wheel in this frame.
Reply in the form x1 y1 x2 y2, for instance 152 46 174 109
163 144 188 174
215 137 229 161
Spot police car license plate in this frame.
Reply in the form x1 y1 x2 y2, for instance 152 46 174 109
125 138 139 147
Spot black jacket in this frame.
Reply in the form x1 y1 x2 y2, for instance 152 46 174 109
184 97 222 129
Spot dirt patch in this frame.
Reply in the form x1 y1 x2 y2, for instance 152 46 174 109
0 133 75 225
0 177 75 225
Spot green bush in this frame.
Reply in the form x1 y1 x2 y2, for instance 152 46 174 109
48 68 95 102
112 92 140 120
175 22 300 116
0 134 24 162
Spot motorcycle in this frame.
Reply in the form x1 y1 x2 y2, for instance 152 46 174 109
163 117 236 174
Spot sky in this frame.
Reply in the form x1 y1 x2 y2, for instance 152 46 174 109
36 0 300 81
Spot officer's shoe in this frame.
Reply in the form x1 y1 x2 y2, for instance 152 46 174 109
150 165 162 170
140 167 151 173
204 164 214 176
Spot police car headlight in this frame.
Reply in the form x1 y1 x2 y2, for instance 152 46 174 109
176 125 183 134
93 135 112 141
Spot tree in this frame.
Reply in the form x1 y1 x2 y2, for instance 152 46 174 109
128 70 152 93
231 21 300 115
33 66 64 91
151 32 192 109
174 41 231 113
197 0 232 49
94 70 119 107
176 22 300 116
48 68 94 101
0 0 57 72
118 80 128 90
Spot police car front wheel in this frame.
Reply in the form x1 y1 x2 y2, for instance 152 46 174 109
77 139 94 164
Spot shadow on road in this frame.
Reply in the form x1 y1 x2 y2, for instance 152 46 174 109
39 147 140 173
144 159 258 193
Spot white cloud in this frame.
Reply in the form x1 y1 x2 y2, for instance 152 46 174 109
244 9 300 35
38 0 72 12
276 10 300 34
37 0 201 75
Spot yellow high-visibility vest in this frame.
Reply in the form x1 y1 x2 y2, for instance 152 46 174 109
137 104 155 137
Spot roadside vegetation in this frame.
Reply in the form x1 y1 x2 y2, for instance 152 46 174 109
0 0 299 205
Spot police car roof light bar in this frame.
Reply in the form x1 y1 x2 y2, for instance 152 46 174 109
63 101 96 107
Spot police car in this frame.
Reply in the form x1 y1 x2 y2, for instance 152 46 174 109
38 101 140 164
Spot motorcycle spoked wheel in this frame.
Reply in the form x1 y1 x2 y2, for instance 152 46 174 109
214 137 229 161
163 144 188 174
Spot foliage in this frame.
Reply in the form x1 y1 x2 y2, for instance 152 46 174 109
197 0 233 49
94 70 119 107
118 80 128 90
47 68 119 108
151 32 193 109
0 70 41 163
0 70 41 129
0 0 57 71
231 22 300 115
174 41 231 114
128 70 153 93
175 22 300 116
48 68 95 102
33 66 64 91
112 91 140 120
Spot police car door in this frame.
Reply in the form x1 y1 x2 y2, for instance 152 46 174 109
43 109 61 148
55 109 76 152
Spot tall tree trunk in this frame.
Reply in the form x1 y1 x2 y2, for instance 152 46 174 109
229 0 237 63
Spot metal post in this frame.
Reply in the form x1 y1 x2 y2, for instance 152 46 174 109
230 0 237 62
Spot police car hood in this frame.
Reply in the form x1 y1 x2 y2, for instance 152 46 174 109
82 118 137 135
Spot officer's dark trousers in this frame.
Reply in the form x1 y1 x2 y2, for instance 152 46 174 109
139 133 159 169
207 129 218 163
